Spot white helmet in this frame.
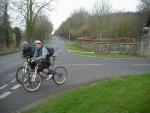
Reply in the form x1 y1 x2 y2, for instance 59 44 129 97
22 41 28 47
34 40 42 44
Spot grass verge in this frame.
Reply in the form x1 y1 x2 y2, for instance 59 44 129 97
68 42 138 58
0 48 21 55
24 73 150 113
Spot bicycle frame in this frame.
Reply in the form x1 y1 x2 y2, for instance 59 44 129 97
29 56 57 82
23 59 30 73
50 56 57 70
31 66 38 82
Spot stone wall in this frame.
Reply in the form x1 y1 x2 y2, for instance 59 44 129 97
76 27 150 57
76 40 140 55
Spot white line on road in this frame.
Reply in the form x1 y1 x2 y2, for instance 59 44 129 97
10 79 16 83
0 84 9 90
63 64 102 66
11 84 21 90
133 64 150 66
90 83 97 86
68 50 94 54
0 92 11 99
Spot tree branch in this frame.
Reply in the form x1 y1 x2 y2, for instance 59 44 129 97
33 0 54 24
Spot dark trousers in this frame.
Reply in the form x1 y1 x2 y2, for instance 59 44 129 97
37 62 50 72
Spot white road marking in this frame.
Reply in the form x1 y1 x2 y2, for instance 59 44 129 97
0 92 11 99
11 84 21 90
0 84 9 90
10 79 16 83
133 64 150 66
68 50 94 54
90 83 97 86
64 64 102 66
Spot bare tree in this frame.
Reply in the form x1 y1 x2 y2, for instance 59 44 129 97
138 0 150 12
92 0 112 40
93 0 112 16
138 0 150 28
33 14 53 41
13 0 55 42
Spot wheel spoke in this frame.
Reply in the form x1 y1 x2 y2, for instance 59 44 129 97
53 66 67 85
16 67 29 84
23 72 41 92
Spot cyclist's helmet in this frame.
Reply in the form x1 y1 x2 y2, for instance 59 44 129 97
22 41 28 47
34 40 42 44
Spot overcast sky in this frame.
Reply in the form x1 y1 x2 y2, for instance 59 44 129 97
9 0 140 31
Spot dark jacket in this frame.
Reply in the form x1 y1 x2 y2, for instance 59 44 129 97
22 45 35 59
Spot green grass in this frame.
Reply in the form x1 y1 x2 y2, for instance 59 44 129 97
68 42 138 58
68 42 89 52
24 73 150 113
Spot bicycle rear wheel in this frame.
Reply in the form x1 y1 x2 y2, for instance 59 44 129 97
23 72 42 92
53 66 67 85
16 66 28 84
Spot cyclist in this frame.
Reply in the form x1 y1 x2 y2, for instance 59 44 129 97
22 41 35 69
22 41 35 59
31 40 52 80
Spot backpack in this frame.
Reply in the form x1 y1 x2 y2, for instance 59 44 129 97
31 45 36 57
44 45 54 57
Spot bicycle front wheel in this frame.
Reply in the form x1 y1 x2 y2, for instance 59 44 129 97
16 66 28 84
53 66 67 85
23 72 42 92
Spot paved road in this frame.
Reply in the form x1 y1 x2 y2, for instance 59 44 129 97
0 36 150 113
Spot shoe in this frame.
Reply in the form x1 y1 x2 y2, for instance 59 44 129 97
46 74 53 80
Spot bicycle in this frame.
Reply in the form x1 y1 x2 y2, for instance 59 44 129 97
16 58 32 84
22 56 68 92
